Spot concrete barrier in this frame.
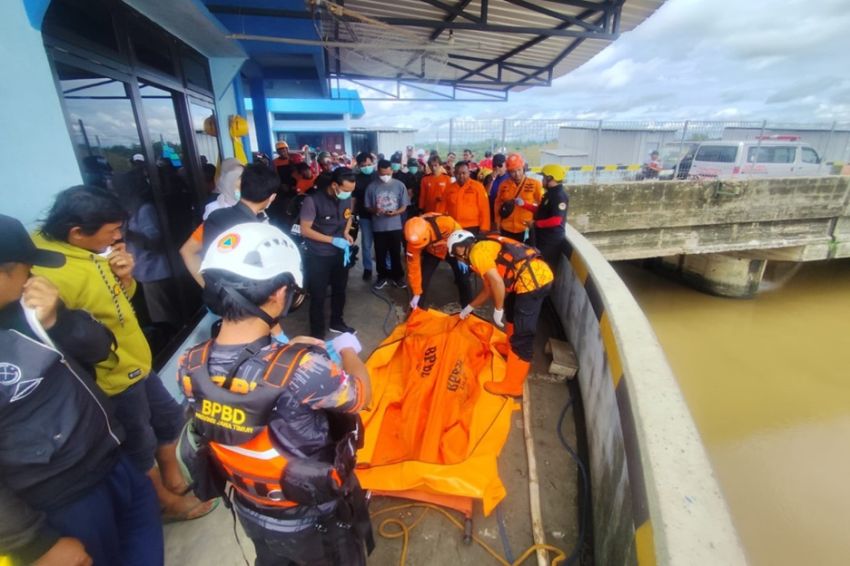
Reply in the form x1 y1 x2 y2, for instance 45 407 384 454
551 224 747 565
568 176 850 261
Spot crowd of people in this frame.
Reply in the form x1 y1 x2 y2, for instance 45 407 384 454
0 139 571 565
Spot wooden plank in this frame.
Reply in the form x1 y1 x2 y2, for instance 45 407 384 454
548 338 578 379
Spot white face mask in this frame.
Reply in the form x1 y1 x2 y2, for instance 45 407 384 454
379 174 392 183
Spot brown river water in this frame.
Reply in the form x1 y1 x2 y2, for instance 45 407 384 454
615 259 850 566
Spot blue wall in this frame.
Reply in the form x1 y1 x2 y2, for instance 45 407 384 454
2 1 82 227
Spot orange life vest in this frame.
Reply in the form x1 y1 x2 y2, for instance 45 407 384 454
477 233 546 292
180 340 356 509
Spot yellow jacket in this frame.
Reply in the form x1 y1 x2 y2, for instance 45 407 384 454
32 234 151 396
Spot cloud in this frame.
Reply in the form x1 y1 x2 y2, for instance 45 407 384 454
350 0 850 131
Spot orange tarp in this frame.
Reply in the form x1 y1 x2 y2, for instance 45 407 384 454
355 309 518 516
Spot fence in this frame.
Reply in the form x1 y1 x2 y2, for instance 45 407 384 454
413 119 850 183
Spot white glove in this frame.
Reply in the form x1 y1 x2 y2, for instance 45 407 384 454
410 295 421 310
459 305 474 320
331 332 362 354
492 308 505 328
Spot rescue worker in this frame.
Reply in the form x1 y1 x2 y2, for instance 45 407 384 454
178 222 373 566
301 167 357 338
404 213 472 310
273 140 290 169
493 153 543 242
418 154 451 213
532 164 570 270
448 230 553 397
439 161 490 235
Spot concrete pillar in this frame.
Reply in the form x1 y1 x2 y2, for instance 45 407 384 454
248 77 272 158
680 253 767 298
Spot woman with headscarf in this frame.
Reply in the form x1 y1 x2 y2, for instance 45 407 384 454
202 158 243 220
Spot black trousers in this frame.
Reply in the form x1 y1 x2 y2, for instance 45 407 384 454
420 252 473 307
306 251 349 337
373 229 404 280
535 233 567 273
505 284 551 361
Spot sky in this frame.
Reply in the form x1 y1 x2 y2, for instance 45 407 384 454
349 0 850 130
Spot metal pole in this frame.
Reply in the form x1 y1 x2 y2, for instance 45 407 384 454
79 119 93 156
501 118 507 153
591 119 602 184
749 119 767 178
449 117 454 154
818 120 836 176
673 120 689 180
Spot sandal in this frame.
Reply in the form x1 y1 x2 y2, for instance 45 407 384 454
162 496 219 524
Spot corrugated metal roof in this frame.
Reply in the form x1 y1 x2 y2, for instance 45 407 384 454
318 0 666 91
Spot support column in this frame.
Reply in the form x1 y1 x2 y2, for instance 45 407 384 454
680 253 767 298
249 76 272 158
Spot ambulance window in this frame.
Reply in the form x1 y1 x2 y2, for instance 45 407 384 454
695 145 738 163
801 147 820 164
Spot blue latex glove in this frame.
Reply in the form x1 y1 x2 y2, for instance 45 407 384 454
332 237 351 266
523 228 530 242
514 197 525 206
458 261 470 275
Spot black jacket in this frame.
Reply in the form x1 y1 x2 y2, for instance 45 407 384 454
0 302 121 564
203 201 264 250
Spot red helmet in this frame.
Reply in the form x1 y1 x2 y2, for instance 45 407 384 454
505 153 525 171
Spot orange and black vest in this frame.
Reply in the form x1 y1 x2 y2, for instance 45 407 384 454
180 340 352 509
421 212 455 259
476 233 545 292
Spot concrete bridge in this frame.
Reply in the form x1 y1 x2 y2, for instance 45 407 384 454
567 176 850 297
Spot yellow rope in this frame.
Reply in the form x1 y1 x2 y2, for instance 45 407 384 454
371 503 568 566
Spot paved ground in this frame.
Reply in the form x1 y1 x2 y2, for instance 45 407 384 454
163 258 582 566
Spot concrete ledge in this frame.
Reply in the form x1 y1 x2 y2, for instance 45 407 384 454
551 225 747 565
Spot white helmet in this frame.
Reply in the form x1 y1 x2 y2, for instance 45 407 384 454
201 222 303 288
447 229 475 257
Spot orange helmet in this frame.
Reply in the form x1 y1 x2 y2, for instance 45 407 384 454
505 153 525 171
404 217 432 249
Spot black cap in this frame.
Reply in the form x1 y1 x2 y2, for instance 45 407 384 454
0 215 65 268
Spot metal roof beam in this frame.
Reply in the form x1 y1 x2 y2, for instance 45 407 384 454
207 4 610 38
429 0 475 41
416 0 481 23
455 8 595 82
503 0 603 32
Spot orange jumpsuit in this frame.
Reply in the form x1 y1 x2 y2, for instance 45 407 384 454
439 179 490 231
406 213 461 296
418 173 451 214
493 176 543 235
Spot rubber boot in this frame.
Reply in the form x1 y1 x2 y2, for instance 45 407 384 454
484 350 531 397
494 323 514 357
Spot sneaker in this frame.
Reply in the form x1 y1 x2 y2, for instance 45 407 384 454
392 279 408 289
362 269 372 281
329 321 356 334
373 278 389 290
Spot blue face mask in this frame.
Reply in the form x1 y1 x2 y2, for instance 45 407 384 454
391 163 401 172
336 189 353 200
360 165 374 175
408 167 419 175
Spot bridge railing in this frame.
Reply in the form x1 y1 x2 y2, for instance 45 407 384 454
551 224 747 565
